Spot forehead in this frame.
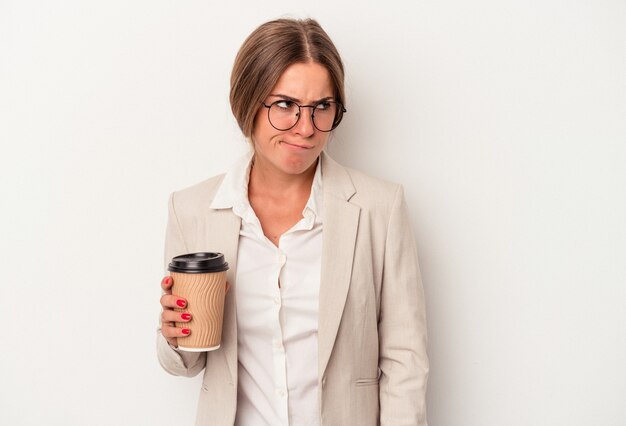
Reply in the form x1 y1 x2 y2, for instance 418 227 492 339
271 62 333 101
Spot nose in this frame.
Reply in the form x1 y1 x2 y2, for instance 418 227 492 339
292 107 315 137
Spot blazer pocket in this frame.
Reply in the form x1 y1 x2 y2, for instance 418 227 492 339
354 377 380 387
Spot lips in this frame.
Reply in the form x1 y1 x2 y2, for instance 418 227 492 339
280 141 313 149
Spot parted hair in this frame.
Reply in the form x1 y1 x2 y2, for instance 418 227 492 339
230 18 345 138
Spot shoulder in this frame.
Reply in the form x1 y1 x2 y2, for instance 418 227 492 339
344 166 402 204
344 167 406 226
169 173 226 214
322 153 403 209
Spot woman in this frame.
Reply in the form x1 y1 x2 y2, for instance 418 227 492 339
157 18 428 426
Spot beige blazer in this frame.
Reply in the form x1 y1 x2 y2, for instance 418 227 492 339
157 152 428 426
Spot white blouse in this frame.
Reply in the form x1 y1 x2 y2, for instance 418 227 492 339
210 153 323 426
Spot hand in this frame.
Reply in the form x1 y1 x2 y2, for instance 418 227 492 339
159 276 191 348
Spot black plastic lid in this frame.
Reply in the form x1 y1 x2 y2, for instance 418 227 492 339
168 252 229 273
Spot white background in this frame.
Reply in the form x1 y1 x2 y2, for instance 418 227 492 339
1 1 625 425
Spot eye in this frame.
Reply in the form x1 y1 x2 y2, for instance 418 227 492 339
274 100 294 110
315 101 332 111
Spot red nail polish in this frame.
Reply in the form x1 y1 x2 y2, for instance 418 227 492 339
165 276 172 285
181 313 191 320
176 299 186 308
182 329 191 335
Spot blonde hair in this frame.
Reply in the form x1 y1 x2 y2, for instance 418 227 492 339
230 18 345 138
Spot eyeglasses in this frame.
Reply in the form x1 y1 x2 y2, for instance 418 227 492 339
261 99 347 132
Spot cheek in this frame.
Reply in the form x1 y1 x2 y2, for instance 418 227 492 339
251 129 284 155
316 133 331 148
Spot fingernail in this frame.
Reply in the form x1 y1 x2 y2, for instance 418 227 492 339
162 276 171 285
176 299 186 308
181 313 191 320
182 329 191 335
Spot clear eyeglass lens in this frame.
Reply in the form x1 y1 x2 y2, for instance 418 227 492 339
269 101 339 131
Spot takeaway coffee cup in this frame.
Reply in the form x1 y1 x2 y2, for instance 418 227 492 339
168 252 229 352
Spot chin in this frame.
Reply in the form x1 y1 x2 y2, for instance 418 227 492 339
281 157 319 175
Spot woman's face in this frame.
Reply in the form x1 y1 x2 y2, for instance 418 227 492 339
251 62 334 178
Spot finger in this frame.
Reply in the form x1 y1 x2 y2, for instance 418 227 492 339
162 310 192 324
160 294 187 309
161 276 174 293
161 323 191 339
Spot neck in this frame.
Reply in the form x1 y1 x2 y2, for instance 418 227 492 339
249 156 318 198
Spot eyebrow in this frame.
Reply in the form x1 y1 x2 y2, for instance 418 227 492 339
268 93 335 104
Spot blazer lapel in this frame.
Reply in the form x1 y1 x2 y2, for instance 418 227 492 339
318 152 360 379
204 207 241 385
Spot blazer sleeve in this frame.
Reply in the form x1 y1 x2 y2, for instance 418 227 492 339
156 192 207 377
378 185 429 426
